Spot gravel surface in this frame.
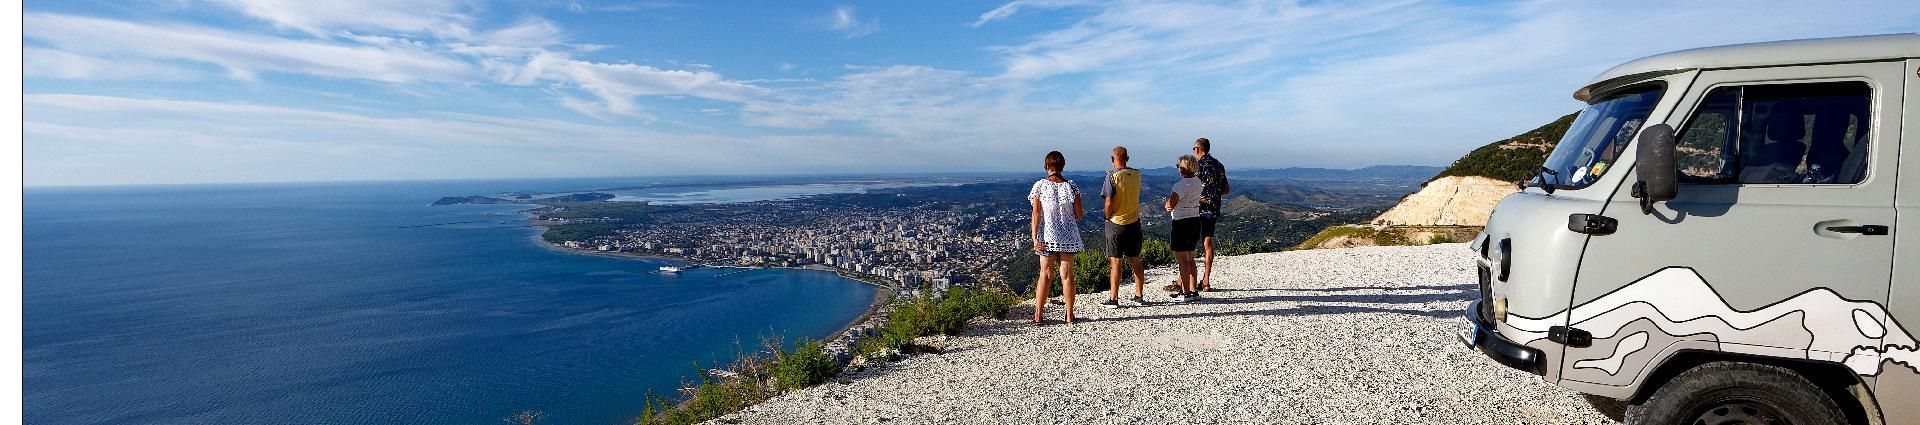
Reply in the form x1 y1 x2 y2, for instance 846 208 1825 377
720 244 1616 424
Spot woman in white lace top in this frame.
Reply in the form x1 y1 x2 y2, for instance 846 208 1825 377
1027 151 1083 324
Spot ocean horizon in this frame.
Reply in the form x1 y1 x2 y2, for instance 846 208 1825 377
23 178 883 424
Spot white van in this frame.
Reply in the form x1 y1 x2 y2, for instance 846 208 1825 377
1461 34 1920 424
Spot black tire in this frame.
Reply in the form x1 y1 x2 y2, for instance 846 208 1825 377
1625 361 1847 425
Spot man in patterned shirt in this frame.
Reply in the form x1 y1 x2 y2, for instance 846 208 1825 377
1193 137 1229 292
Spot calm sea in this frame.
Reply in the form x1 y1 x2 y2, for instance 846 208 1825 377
23 179 880 425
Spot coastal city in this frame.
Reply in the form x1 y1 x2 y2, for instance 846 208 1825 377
544 197 1030 295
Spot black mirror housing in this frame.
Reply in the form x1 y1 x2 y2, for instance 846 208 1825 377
1634 123 1678 214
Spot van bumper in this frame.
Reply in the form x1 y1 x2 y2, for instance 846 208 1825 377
1458 301 1545 375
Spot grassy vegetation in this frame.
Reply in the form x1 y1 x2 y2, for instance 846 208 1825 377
637 287 1017 425
1292 225 1378 250
535 202 685 244
539 201 682 222
540 222 624 244
771 339 839 391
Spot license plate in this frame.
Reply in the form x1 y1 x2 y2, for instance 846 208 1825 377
1455 315 1477 348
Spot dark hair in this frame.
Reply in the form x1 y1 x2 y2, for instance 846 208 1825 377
1194 137 1211 153
1044 151 1066 173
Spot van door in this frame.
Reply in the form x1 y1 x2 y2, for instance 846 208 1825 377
1560 62 1903 390
1877 58 1920 425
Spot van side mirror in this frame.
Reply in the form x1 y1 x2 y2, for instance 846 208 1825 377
1633 124 1678 214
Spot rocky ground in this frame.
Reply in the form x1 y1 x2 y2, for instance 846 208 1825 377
718 244 1616 424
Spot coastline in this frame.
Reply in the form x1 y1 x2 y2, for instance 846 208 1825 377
523 214 896 354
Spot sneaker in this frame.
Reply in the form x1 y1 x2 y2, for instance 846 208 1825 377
1128 296 1146 306
1098 299 1120 309
1170 293 1189 302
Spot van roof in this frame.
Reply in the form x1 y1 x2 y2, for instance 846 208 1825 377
1576 33 1920 101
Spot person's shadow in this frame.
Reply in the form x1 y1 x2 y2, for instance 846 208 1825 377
1114 283 1473 321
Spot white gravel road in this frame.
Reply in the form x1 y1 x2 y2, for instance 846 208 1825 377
718 244 1615 424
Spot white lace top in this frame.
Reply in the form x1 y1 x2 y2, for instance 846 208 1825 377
1027 179 1083 253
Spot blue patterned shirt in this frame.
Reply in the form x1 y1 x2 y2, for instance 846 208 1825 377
1196 154 1228 216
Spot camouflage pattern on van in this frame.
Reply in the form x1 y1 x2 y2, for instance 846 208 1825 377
1503 267 1919 382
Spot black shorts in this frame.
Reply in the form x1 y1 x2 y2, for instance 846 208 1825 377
1171 218 1204 252
1104 221 1143 257
1199 215 1218 238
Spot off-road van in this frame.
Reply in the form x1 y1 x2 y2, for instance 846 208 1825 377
1460 34 1920 424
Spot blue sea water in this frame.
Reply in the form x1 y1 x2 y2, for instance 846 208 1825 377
23 179 880 425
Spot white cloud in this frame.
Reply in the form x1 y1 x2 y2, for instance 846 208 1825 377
206 0 478 37
23 11 760 122
969 0 1091 28
493 51 769 119
987 0 1453 80
827 5 879 38
24 0 1920 186
24 13 474 83
23 47 204 81
22 94 967 186
569 1 686 13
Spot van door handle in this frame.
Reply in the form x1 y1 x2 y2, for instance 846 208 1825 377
1825 225 1889 235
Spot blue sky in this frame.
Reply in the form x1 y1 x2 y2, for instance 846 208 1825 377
22 0 1920 186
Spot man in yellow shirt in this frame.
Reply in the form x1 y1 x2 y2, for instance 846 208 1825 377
1099 146 1147 308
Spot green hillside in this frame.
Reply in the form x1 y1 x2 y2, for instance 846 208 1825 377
1430 113 1577 182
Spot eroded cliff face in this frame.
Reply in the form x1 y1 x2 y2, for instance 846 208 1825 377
1371 176 1516 227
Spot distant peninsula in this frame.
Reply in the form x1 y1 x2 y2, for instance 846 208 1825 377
431 192 615 205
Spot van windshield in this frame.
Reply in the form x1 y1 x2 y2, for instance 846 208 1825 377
1537 84 1665 189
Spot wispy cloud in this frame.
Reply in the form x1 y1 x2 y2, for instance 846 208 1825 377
24 13 474 83
491 51 769 120
827 5 879 38
578 1 687 12
986 0 1455 80
207 0 479 37
23 47 204 81
24 94 962 185
969 0 1089 28
22 0 1920 186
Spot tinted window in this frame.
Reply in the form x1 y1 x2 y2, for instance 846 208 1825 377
1671 81 1871 185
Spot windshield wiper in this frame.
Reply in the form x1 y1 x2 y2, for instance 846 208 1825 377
1530 166 1559 194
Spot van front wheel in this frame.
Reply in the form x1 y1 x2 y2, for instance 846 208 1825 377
1625 361 1846 425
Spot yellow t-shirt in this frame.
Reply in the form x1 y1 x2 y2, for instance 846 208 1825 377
1102 168 1142 225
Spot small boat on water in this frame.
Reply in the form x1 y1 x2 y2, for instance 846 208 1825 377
659 266 684 274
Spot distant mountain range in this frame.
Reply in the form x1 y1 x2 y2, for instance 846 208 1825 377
1127 164 1444 182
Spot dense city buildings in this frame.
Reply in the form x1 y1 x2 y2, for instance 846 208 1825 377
540 199 1029 294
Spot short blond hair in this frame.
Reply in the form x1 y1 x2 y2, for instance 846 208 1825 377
1176 155 1198 177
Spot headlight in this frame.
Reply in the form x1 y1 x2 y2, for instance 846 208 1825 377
1497 238 1512 281
1493 297 1509 322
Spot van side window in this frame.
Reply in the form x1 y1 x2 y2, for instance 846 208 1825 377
1675 81 1872 185
1676 89 1739 182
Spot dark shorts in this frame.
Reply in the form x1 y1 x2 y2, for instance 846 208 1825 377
1171 218 1204 252
1199 215 1218 238
1104 221 1143 257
